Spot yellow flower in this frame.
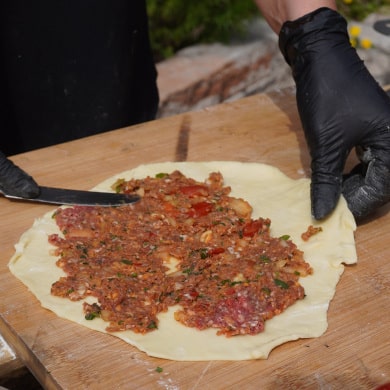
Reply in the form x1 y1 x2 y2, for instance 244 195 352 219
343 0 353 4
349 25 361 37
350 37 357 48
360 38 373 49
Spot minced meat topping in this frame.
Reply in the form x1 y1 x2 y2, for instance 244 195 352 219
49 170 313 337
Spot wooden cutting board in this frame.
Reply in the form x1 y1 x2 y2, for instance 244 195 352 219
0 88 389 389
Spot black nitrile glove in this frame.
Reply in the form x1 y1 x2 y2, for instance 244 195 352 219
0 151 40 198
279 7 390 220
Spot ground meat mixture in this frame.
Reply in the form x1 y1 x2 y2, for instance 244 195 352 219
301 225 323 241
49 170 313 337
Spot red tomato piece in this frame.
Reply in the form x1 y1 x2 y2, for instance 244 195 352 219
188 201 213 217
208 247 225 256
189 290 199 299
179 185 209 197
242 220 264 237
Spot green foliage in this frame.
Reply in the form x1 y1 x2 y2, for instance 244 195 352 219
336 0 390 20
146 0 258 61
147 0 389 60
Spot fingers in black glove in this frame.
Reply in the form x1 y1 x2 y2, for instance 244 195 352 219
343 148 390 219
0 151 40 198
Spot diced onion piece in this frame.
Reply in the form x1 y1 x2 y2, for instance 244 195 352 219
100 310 111 321
200 230 213 243
228 198 252 218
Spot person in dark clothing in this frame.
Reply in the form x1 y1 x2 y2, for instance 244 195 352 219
1 0 158 156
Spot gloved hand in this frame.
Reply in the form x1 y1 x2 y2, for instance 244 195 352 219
0 151 40 198
279 7 390 220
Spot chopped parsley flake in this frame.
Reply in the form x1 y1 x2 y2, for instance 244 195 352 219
274 278 289 289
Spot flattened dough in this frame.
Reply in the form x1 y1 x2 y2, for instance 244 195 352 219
8 162 357 360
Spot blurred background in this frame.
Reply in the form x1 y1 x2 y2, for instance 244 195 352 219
148 0 390 118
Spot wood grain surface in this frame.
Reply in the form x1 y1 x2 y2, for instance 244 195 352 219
0 88 389 389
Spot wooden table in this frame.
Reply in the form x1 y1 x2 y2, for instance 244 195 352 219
1 88 389 389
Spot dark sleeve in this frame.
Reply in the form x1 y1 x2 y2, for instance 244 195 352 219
0 0 159 155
